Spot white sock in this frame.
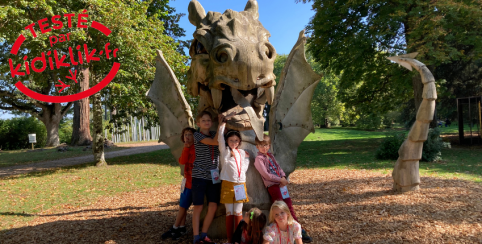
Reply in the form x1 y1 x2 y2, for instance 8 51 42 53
173 225 178 229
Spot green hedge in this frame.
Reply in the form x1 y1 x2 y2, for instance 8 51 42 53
0 117 47 150
375 128 447 162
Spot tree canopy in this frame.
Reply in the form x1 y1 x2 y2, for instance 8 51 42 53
1 0 188 145
302 0 482 117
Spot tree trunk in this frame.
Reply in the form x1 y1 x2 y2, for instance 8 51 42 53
45 120 60 147
93 89 107 166
38 103 64 147
71 66 92 146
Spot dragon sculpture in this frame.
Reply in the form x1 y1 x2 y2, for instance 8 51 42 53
147 0 436 237
148 0 320 237
387 53 437 192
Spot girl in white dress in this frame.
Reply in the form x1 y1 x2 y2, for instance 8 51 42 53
217 114 250 243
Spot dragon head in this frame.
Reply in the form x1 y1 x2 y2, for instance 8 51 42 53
186 0 277 140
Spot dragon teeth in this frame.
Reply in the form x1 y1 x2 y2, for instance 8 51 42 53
231 87 264 141
266 86 274 105
211 88 222 110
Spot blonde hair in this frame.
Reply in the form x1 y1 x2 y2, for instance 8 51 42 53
255 134 270 146
268 201 294 226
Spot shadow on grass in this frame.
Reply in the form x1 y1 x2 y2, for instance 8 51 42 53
1 176 481 243
0 200 180 220
2 149 178 180
297 138 482 180
5 136 482 182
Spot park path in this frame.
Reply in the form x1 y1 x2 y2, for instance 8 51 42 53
0 142 169 178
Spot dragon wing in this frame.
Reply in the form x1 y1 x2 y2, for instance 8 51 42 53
147 50 194 162
269 30 322 175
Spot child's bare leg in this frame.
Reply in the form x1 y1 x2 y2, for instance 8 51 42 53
180 210 187 226
193 205 203 235
174 207 187 227
201 202 217 233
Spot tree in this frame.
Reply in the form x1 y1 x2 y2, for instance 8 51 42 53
1 0 187 149
103 0 188 138
147 0 189 55
71 66 92 146
302 0 482 118
1 0 89 146
79 0 188 165
306 51 347 127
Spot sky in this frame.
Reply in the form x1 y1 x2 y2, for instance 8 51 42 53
168 0 315 55
0 0 316 119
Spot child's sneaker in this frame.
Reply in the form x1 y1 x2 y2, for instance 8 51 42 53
171 227 186 240
161 227 176 239
301 228 313 243
178 226 187 235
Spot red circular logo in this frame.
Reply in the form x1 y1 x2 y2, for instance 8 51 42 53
8 11 120 103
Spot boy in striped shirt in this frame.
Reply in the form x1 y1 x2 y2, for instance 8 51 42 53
192 111 221 244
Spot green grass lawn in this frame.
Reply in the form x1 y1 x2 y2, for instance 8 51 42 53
0 149 181 230
0 146 127 168
297 127 482 182
114 139 159 145
1 126 481 230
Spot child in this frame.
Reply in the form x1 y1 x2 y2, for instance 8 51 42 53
192 111 221 244
263 201 302 244
217 113 250 243
254 135 312 243
161 127 196 240
233 208 267 244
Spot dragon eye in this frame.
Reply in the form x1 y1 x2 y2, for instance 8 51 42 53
195 40 207 54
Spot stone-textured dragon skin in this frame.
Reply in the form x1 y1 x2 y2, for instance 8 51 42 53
147 0 321 238
186 0 276 140
387 53 437 192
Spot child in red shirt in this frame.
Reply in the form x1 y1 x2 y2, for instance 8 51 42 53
161 127 196 240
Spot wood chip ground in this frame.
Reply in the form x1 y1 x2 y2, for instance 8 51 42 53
2 169 481 243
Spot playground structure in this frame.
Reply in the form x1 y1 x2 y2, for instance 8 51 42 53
457 96 482 144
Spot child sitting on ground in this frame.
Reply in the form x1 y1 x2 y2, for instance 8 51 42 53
217 113 250 243
233 208 267 244
161 127 196 240
263 201 302 244
254 135 312 243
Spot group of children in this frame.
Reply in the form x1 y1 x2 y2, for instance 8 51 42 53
161 111 313 244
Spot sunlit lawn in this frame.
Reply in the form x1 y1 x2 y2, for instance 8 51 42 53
1 126 481 231
0 146 127 168
297 127 482 183
0 150 181 230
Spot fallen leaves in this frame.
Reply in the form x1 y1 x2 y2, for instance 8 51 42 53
1 169 482 243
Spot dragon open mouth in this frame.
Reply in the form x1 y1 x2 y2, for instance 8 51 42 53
202 80 275 140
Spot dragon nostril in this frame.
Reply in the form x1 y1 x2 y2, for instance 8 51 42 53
262 43 275 60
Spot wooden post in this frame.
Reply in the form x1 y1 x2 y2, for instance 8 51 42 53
479 101 481 139
458 98 464 143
